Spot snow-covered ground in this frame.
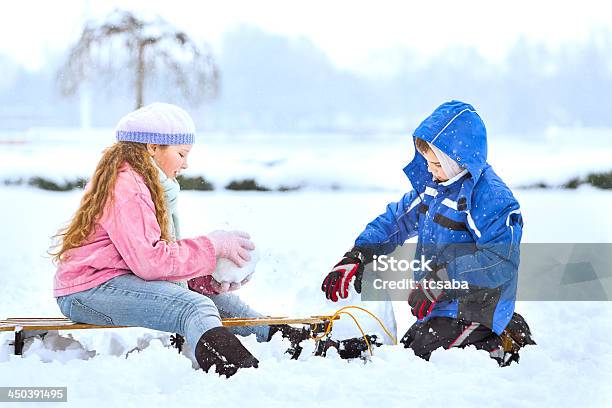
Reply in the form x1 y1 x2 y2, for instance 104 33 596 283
1 183 611 407
2 128 612 190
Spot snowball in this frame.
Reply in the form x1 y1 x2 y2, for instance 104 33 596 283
212 248 259 283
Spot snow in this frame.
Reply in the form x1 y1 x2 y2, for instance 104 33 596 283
212 248 260 284
1 129 611 406
1 128 612 191
1 183 612 407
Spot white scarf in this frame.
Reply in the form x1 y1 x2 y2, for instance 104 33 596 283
151 158 181 240
151 157 186 287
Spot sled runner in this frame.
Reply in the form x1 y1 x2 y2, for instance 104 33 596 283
0 316 338 356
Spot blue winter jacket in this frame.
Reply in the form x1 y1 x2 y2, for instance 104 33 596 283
355 101 523 334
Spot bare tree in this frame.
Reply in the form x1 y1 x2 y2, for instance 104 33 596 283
58 9 219 109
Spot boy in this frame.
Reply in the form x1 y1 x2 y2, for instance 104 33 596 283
321 100 535 366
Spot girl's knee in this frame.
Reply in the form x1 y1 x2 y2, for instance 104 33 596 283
188 294 221 320
56 296 70 318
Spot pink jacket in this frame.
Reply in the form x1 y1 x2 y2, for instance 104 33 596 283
53 162 217 297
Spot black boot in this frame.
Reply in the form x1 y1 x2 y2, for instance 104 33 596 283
267 324 311 359
498 312 537 367
314 334 382 359
504 312 536 348
194 327 259 378
267 324 311 343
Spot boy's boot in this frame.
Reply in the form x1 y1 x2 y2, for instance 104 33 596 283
498 312 537 367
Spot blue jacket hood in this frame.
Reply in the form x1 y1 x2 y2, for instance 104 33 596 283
403 100 488 192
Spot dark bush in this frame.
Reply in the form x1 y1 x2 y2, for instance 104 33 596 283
225 179 271 191
277 185 301 192
562 177 583 189
586 171 612 189
27 177 87 191
176 175 214 191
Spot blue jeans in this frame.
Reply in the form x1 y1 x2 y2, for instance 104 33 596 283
56 274 270 355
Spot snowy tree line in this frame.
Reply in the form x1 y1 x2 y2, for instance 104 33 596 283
1 25 612 136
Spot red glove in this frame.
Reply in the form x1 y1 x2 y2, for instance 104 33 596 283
321 248 368 302
408 268 449 319
188 274 252 295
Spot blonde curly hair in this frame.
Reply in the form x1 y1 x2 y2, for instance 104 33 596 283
50 142 171 264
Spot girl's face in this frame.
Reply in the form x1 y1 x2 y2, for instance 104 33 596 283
147 144 192 179
422 149 449 182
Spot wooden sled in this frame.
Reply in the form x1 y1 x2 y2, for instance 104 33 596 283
0 316 338 356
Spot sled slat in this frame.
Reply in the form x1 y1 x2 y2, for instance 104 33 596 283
0 315 337 332
0 323 126 331
7 317 72 320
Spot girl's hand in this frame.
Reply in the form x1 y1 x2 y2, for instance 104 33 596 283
207 230 255 267
210 273 253 293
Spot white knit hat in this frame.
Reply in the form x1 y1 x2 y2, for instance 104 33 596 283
115 102 195 145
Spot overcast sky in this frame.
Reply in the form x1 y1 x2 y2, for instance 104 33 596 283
2 0 612 73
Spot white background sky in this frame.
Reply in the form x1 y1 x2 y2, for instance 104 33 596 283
2 0 612 73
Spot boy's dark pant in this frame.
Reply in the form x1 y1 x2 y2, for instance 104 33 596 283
400 317 506 364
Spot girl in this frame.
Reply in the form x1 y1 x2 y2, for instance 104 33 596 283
51 103 307 377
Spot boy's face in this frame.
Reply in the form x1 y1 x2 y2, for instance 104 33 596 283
422 149 449 182
147 144 192 179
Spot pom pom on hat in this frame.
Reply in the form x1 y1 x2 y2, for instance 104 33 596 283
115 102 195 145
